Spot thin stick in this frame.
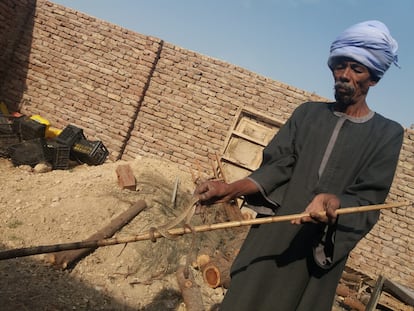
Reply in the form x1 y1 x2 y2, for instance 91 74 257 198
0 201 408 261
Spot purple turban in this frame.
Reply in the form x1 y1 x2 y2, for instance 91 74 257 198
328 20 399 80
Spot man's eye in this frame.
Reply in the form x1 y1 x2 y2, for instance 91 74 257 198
334 64 346 70
351 65 365 73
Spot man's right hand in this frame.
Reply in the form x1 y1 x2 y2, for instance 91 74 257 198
194 178 260 205
194 180 231 204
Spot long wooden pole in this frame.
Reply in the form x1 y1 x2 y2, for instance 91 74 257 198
0 201 408 261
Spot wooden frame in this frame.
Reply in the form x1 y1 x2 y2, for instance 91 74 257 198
219 106 284 182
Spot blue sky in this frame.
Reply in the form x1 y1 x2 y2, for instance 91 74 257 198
52 0 414 127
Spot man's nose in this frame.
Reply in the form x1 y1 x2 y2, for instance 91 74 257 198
339 66 351 81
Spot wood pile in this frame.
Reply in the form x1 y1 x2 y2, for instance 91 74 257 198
335 266 414 311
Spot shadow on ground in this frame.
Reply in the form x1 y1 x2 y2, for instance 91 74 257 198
0 244 151 311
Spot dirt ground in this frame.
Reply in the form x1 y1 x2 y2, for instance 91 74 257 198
0 156 349 311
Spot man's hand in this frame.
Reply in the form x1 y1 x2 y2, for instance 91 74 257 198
194 180 232 204
291 193 340 225
194 178 259 205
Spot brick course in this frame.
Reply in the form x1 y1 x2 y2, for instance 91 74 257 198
0 0 412 288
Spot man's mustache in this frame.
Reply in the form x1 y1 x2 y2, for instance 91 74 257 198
334 81 355 93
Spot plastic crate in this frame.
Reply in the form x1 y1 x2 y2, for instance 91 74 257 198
56 124 85 147
46 140 71 170
0 116 14 134
71 139 109 165
8 138 52 167
0 133 20 157
11 115 25 135
19 117 46 140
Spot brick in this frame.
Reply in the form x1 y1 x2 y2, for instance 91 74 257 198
115 164 136 191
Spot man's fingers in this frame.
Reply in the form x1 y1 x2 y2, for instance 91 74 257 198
195 181 224 203
310 211 328 223
194 182 209 195
291 215 316 225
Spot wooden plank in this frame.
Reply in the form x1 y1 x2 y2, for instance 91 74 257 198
220 105 244 155
239 106 285 127
231 130 268 147
383 278 414 306
235 118 277 145
220 106 283 156
218 106 284 186
221 161 252 183
220 154 258 172
366 275 386 311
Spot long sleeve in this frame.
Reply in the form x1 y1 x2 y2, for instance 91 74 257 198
331 122 404 263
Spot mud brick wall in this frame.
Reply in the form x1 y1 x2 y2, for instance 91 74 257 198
0 0 412 288
0 0 36 104
121 43 319 167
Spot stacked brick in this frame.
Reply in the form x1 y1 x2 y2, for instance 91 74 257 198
0 0 412 288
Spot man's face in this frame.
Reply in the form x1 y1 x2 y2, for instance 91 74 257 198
331 57 377 106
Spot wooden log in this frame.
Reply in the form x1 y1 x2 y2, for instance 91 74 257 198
343 296 366 311
47 200 147 269
201 252 231 289
336 283 352 297
116 164 136 190
176 266 205 311
341 270 363 283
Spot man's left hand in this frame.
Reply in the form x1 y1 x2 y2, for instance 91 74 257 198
291 193 340 225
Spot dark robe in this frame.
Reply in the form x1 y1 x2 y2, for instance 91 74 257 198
220 102 403 311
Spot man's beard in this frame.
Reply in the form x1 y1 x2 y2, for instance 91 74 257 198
334 81 355 107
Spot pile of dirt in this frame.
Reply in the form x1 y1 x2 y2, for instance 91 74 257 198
0 156 350 311
0 156 240 310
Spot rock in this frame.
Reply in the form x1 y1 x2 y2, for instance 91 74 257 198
34 162 53 173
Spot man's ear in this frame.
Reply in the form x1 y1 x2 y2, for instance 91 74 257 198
369 79 379 87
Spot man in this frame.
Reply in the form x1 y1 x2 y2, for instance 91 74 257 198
195 21 403 310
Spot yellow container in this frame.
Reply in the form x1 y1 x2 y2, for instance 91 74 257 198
46 127 63 138
0 102 9 115
30 115 51 127
29 115 62 138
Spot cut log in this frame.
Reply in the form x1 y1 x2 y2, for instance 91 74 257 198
242 211 253 220
176 266 205 311
116 164 136 190
194 253 211 269
201 252 231 289
343 296 366 311
47 200 147 269
341 270 363 283
336 283 352 297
